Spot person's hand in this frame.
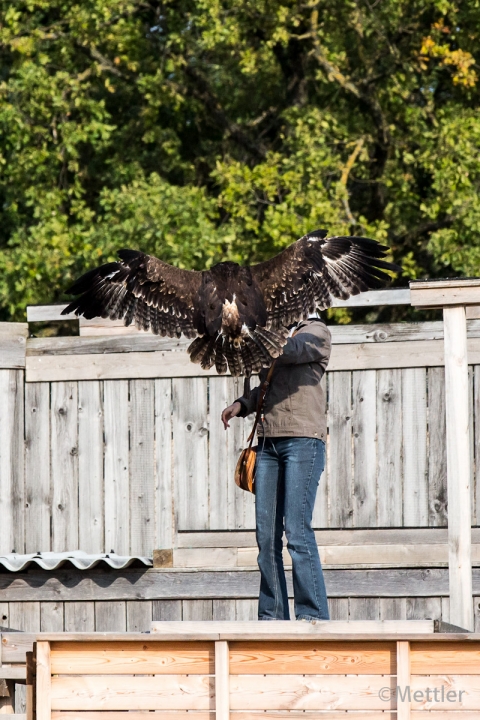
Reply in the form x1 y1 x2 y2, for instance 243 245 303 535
221 401 241 430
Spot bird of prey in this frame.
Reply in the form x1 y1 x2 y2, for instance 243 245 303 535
62 229 400 376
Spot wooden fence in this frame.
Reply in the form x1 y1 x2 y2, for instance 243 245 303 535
5 317 480 556
34 622 480 720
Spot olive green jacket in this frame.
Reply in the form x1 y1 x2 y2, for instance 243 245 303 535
236 319 331 440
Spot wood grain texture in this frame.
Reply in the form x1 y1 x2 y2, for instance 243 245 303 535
428 368 448 527
35 641 51 720
126 600 152 632
50 675 215 711
51 714 214 720
228 641 396 674
396 641 411 720
173 378 209 531
94 602 126 632
104 380 129 555
51 382 79 552
129 379 155 555
78 381 104 553
155 379 173 549
63 602 94 632
0 370 24 554
402 368 428 526
410 641 480 673
328 371 352 528
229 674 396 710
377 369 403 526
24 382 51 553
214 641 229 720
443 306 473 631
50 641 214 674
410 675 480 710
40 603 64 632
352 370 377 527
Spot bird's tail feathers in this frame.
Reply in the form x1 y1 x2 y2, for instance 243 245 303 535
187 326 288 377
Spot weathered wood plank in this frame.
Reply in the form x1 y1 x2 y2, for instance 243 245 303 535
328 372 352 528
402 368 428 526
474 366 480 526
182 601 213 621
444 306 473 630
349 598 380 621
78 382 104 553
1 634 35 663
213 599 236 621
352 370 377 526
49 641 214 674
40 603 64 632
154 379 173 549
0 371 24 554
24 383 51 553
411 277 480 307
229 641 396 674
173 378 209 531
94 602 126 632
130 379 155 555
126 601 152 632
104 381 129 555
152 600 182 621
28 335 190 355
428 368 448 526
177 527 479 548
0 333 26 369
51 382 79 552
377 369 403 526
50 675 214 711
229 674 396 710
208 376 230 531
64 602 94 632
27 305 71 322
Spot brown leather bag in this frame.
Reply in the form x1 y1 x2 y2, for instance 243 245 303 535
234 362 276 494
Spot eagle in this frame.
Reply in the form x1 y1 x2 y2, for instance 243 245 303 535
62 229 400 376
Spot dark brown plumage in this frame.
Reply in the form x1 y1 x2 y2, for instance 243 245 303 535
62 230 400 376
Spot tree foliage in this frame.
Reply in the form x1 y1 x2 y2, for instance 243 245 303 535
0 0 479 320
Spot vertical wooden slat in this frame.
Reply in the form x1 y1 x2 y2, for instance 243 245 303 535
352 370 377 527
474 366 480 525
155 378 173 549
126 601 152 631
51 381 79 552
402 368 428 526
8 602 40 631
130 379 155 555
213 600 236 620
104 380 129 555
78 381 104 553
215 640 229 720
444 305 473 630
95 601 126 631
0 370 25 554
396 641 410 720
36 641 51 720
238 375 258 530
328 598 349 620
209 376 230 530
64 602 94 632
349 598 380 620
406 597 442 621
25 382 51 553
328 371 352 528
428 367 448 526
235 599 257 620
312 373 328 529
40 603 63 631
377 369 403 526
173 377 209 531
380 598 407 620
183 600 213 621
152 600 182 621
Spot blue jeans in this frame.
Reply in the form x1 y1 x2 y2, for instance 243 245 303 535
255 437 329 621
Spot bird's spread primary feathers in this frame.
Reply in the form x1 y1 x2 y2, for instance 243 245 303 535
63 230 400 376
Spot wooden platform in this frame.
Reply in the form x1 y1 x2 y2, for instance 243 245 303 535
34 621 480 720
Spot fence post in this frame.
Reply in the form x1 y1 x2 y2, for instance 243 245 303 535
215 640 230 720
443 306 473 630
410 279 478 631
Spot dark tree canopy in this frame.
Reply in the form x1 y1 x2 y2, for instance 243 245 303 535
0 0 479 321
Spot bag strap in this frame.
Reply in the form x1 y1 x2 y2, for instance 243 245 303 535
246 361 276 447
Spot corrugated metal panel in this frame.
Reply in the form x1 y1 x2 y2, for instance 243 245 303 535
0 550 152 572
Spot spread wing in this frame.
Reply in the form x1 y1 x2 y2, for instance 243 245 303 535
62 249 202 338
250 230 400 328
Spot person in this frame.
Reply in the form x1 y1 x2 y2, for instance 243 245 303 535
221 316 331 621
